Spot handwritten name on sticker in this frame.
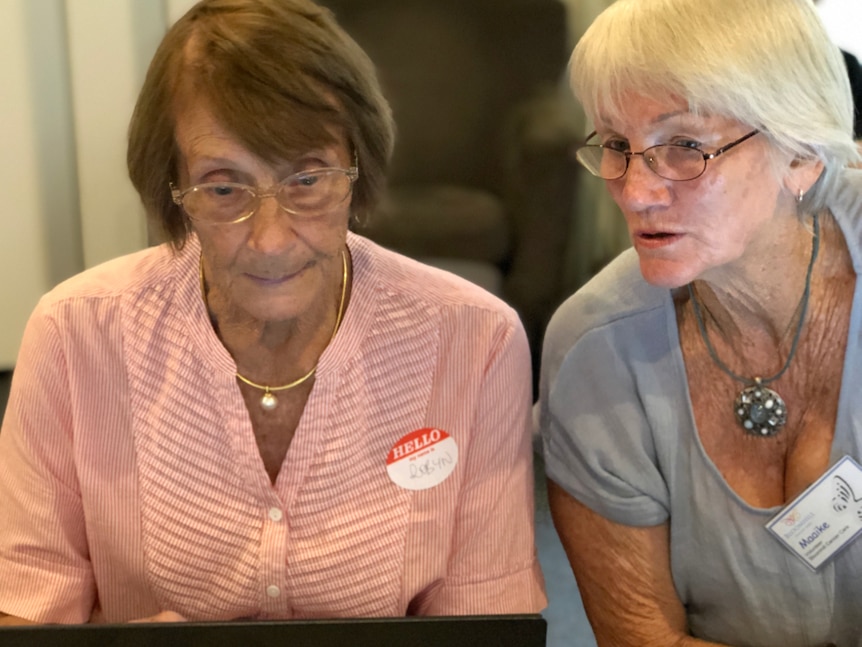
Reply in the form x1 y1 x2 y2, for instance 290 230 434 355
386 428 459 491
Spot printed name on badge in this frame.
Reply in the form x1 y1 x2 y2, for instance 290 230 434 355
386 428 459 491
766 455 862 571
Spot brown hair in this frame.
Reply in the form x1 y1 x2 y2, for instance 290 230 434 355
128 0 395 247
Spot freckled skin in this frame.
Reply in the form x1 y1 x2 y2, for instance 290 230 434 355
597 93 788 290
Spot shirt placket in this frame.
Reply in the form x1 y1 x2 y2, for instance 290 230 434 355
258 496 292 618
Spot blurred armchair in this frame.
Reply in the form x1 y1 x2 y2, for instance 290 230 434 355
323 0 581 356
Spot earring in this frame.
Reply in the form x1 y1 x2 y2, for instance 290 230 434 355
797 189 805 204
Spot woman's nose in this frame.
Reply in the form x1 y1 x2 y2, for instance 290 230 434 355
614 154 672 211
246 195 296 255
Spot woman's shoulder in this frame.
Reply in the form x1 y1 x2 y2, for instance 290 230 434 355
544 248 669 353
38 243 185 311
832 168 862 221
830 168 862 264
348 233 521 328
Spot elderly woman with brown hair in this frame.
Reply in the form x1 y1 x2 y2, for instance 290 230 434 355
538 0 862 645
0 0 545 624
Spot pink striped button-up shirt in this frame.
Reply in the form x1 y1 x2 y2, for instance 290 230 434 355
0 233 545 623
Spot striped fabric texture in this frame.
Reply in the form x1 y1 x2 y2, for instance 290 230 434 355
0 233 546 623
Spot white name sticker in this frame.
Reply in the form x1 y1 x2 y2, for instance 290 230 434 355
766 455 862 571
385 428 458 491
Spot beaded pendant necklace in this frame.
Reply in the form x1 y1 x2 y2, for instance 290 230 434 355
687 213 819 437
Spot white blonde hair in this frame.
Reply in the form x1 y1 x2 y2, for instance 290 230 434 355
570 0 860 211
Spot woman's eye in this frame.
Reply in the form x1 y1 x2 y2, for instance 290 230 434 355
198 184 247 202
212 185 236 196
603 139 629 152
670 138 702 150
288 172 321 188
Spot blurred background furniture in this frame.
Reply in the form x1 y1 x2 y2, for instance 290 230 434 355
320 0 581 363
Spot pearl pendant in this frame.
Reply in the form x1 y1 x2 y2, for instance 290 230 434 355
260 391 278 411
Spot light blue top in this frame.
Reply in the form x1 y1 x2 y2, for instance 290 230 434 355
539 170 862 647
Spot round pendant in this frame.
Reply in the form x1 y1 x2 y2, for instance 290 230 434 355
734 383 786 437
260 391 278 411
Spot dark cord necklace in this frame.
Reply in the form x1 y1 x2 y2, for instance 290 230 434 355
687 213 820 437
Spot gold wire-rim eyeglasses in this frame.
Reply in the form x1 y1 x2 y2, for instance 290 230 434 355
574 129 760 181
170 163 359 225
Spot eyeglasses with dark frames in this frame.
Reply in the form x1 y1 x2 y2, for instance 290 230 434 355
574 129 760 181
170 162 359 225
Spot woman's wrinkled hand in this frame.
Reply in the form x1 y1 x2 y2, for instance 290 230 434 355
0 613 37 626
129 611 187 623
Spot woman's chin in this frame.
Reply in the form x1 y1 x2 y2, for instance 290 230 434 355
637 257 697 290
230 297 307 326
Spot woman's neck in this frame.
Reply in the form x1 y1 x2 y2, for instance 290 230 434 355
691 211 825 347
202 253 350 384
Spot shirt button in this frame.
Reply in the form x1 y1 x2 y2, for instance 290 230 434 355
268 507 283 522
266 585 281 598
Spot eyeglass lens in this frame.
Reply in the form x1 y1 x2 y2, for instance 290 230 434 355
576 144 707 181
181 169 355 223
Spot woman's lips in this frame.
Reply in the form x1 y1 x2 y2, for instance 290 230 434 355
634 230 682 249
245 265 306 286
247 275 290 286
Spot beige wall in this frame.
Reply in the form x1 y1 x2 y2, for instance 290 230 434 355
2 0 80 368
0 0 194 369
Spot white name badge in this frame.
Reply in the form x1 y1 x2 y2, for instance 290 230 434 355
766 455 862 571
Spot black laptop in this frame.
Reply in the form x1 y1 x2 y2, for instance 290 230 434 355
0 614 547 646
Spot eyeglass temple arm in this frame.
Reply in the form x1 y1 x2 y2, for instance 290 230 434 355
706 129 760 159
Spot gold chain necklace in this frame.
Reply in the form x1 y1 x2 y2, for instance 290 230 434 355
199 250 348 411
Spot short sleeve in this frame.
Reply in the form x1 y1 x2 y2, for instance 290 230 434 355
538 300 671 527
0 299 96 622
419 314 546 614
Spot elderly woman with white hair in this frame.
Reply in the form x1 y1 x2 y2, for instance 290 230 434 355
537 0 862 645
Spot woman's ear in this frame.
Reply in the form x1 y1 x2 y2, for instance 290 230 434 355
783 157 825 198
